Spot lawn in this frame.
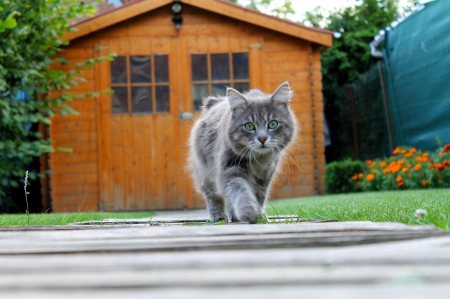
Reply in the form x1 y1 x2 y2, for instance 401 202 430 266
267 188 450 230
1 189 449 229
0 211 155 226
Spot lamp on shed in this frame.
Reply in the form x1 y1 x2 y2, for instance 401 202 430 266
171 1 183 30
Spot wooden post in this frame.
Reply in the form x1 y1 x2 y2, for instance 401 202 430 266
308 43 320 195
349 84 359 160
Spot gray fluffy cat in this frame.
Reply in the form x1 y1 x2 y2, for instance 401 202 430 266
188 82 297 223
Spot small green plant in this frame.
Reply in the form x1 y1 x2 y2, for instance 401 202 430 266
23 170 29 225
325 159 364 194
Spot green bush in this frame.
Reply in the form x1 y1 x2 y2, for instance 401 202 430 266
0 0 114 199
325 159 364 194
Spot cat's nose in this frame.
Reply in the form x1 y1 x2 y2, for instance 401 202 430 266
258 137 267 145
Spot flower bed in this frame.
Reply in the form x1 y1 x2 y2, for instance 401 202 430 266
351 144 450 191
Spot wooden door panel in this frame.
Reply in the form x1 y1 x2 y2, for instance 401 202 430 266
96 38 184 211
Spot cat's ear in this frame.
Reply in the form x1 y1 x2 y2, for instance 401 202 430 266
227 88 248 114
270 82 293 108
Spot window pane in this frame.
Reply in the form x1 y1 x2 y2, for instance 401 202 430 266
232 53 249 80
111 87 128 114
156 85 170 112
191 54 208 81
212 83 228 96
110 56 127 84
155 55 169 83
233 83 250 93
192 84 208 111
211 54 230 81
130 56 151 83
131 87 152 114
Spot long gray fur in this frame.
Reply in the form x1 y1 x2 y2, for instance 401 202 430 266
188 82 298 223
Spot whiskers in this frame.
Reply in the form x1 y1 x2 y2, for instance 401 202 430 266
274 144 304 185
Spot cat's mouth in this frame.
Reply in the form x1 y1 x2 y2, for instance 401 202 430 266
255 145 272 153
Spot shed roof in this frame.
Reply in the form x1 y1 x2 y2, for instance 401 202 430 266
66 0 334 47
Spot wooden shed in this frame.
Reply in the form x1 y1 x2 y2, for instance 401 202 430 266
46 0 333 212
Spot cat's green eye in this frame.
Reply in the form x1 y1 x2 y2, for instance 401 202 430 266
244 122 255 131
268 120 278 129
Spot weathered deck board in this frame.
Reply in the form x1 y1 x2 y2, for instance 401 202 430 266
1 221 449 298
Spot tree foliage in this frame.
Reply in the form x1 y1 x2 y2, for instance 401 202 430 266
303 0 418 97
0 0 113 197
227 0 295 19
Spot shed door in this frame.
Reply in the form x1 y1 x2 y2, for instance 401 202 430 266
96 38 185 211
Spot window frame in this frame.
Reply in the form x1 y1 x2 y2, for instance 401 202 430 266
110 55 170 115
191 52 250 111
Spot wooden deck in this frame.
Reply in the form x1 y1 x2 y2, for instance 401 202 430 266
1 219 449 298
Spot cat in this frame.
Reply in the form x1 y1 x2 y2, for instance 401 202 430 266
188 82 297 223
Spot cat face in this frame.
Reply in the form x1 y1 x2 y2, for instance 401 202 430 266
227 82 296 155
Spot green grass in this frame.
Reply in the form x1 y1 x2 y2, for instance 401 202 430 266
0 211 154 226
266 189 450 230
2 189 449 229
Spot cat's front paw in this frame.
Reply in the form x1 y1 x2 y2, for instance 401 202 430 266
211 213 229 223
250 213 268 224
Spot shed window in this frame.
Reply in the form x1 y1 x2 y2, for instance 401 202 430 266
110 55 170 114
191 53 249 111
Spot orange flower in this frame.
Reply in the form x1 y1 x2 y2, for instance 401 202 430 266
393 147 400 154
391 165 401 172
401 168 408 173
382 168 390 174
366 160 372 165
410 148 417 154
407 163 412 168
400 150 407 154
380 161 386 167
366 174 375 181
404 152 413 157
358 173 363 178
397 159 405 165
422 152 429 157
421 181 427 187
414 164 422 171
429 164 435 169
398 181 405 187
373 169 379 173
396 176 403 182
351 175 358 181
443 161 450 167
436 163 444 171
444 144 450 152
389 161 397 167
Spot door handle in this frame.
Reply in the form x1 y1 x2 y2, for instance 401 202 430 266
179 112 193 119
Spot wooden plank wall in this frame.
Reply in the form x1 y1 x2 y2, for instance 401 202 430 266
49 3 327 211
260 33 326 199
49 42 99 212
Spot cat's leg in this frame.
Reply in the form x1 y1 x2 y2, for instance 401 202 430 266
219 172 260 223
253 185 269 223
201 181 229 223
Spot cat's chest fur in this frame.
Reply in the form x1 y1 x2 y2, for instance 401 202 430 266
223 148 277 184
